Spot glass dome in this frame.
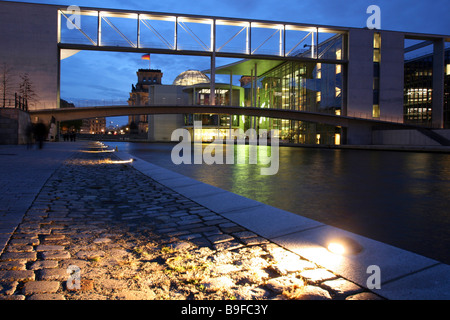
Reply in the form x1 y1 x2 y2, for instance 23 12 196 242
173 70 210 86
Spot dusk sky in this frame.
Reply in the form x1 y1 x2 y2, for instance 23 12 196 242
6 0 450 126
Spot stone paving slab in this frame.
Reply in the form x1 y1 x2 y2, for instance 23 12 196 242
221 204 324 239
271 225 446 298
114 147 450 300
378 263 450 300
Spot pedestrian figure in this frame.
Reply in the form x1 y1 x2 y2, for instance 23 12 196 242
33 122 48 149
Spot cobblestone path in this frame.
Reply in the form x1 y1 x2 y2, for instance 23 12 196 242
0 142 383 300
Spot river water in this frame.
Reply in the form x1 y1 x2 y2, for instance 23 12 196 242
106 141 450 265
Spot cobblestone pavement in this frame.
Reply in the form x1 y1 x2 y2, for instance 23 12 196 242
0 142 384 300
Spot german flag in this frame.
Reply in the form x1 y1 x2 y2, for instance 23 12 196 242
141 54 150 60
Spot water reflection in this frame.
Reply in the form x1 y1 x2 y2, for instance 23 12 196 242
108 141 450 264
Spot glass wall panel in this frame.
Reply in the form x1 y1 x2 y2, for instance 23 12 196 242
404 54 433 126
256 61 342 115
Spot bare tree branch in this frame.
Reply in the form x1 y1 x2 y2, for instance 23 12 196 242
18 72 38 107
0 63 15 107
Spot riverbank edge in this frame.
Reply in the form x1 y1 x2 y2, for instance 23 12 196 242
108 144 450 300
81 138 450 154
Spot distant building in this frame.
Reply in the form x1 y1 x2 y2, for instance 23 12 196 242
80 117 106 134
130 69 243 141
128 69 163 133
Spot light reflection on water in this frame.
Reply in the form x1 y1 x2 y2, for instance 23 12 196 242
108 141 450 264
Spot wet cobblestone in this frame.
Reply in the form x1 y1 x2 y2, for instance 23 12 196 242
0 142 384 300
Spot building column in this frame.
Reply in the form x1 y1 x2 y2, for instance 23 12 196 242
210 52 216 106
432 38 445 129
229 71 233 139
210 19 216 106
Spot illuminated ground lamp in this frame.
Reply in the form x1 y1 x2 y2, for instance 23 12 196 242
107 159 134 164
81 149 115 153
327 237 363 256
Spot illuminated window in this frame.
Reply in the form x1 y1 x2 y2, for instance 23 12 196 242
446 64 450 76
336 64 342 75
373 33 381 62
316 63 321 79
335 133 341 145
373 33 381 49
336 49 342 60
373 105 380 118
373 50 381 63
316 91 321 102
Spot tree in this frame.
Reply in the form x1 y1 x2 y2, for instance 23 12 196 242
0 63 14 108
18 73 38 107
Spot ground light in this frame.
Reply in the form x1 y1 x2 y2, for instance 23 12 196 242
80 149 115 153
107 159 134 164
327 242 346 255
326 237 363 256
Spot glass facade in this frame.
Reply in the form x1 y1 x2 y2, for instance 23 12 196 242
404 54 434 126
404 48 450 128
173 70 210 86
256 61 343 114
373 33 381 118
237 48 343 144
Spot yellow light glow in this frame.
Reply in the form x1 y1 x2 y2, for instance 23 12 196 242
80 149 115 153
335 133 341 145
108 159 134 164
326 237 363 256
327 242 346 255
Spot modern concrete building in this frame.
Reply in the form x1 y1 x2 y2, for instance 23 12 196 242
1 1 449 145
141 69 242 141
0 1 59 110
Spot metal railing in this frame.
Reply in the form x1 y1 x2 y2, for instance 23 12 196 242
346 111 403 124
62 99 128 108
1 93 28 111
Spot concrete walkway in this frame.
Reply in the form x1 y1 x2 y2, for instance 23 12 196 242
0 142 83 255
